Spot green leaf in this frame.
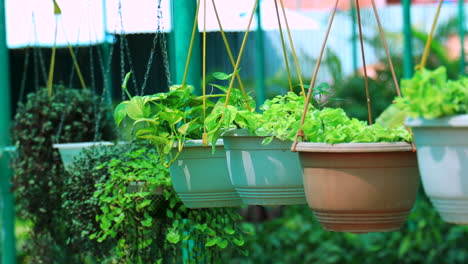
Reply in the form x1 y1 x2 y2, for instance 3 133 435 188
113 213 125 224
141 217 152 227
114 102 128 126
206 238 218 247
167 230 181 244
217 239 229 249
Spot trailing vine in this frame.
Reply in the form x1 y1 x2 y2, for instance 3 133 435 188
91 144 249 263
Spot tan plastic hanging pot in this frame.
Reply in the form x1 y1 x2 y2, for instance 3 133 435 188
290 0 419 233
296 142 419 233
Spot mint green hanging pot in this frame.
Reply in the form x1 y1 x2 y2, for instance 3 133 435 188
222 129 306 206
406 114 468 224
169 139 242 208
53 142 115 172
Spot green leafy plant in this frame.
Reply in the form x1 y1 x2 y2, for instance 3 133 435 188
114 77 215 165
301 107 411 144
224 193 468 264
61 144 128 262
11 86 113 262
92 144 250 263
394 67 468 119
255 92 309 144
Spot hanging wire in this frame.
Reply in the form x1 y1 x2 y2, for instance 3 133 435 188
417 0 444 70
32 11 48 87
212 0 252 111
355 0 373 125
224 0 259 107
19 49 31 104
292 0 340 151
46 14 59 97
274 0 293 92
370 0 401 97
202 0 208 145
181 0 202 87
279 0 306 97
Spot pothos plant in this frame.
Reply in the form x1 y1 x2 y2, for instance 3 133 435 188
91 144 250 264
114 73 216 166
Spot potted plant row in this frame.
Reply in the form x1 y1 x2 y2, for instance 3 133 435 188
389 67 468 224
115 71 313 207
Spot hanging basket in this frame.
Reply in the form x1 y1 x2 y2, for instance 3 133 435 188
406 114 468 224
295 142 419 233
169 139 242 208
223 129 306 206
53 142 115 172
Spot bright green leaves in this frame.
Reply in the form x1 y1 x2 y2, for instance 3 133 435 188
114 85 213 166
256 92 311 141
302 108 412 144
394 67 468 119
167 229 181 244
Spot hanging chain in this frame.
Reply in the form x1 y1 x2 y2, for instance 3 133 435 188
159 10 171 87
32 12 48 86
140 0 163 95
117 2 138 92
117 0 139 99
19 49 31 103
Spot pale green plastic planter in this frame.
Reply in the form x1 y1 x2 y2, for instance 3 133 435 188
169 139 242 208
406 114 468 224
222 129 306 206
53 142 115 172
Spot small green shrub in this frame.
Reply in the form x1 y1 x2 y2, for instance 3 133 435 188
11 86 113 262
61 144 126 261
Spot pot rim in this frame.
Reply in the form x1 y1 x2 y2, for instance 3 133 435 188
295 142 413 153
53 141 118 149
222 128 261 137
173 139 224 148
405 114 468 127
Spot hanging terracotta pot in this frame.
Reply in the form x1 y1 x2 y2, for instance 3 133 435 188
169 139 242 208
296 142 419 233
223 129 306 206
406 114 468 224
53 142 115 172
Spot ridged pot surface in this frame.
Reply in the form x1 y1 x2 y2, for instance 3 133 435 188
223 129 306 206
298 142 419 233
407 115 468 224
169 140 242 208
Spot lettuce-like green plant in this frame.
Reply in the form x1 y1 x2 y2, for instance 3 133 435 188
301 108 412 144
255 92 310 144
394 67 468 119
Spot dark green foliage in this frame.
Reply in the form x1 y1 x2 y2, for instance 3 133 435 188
61 144 125 261
225 193 468 264
92 144 249 264
11 86 113 262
